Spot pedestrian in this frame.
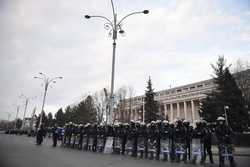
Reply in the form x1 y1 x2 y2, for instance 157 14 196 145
52 125 58 147
36 124 45 145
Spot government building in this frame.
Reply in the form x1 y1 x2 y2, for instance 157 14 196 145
115 69 250 125
115 79 215 125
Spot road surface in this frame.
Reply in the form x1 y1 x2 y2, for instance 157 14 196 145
0 133 249 167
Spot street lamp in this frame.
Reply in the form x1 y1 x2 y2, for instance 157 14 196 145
34 72 63 128
224 105 229 126
19 94 36 129
84 0 149 124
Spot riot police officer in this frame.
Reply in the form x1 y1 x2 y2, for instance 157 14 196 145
130 120 138 157
96 124 106 152
215 116 235 167
183 120 192 161
63 123 69 146
201 120 214 164
160 120 171 161
78 124 84 149
92 123 98 152
173 119 186 162
191 120 204 164
136 122 147 158
67 122 73 146
147 121 158 160
120 123 127 155
113 122 122 154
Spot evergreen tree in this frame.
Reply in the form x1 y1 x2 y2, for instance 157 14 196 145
144 76 159 123
201 56 248 132
75 95 97 124
16 118 23 129
64 106 73 123
47 112 54 127
55 108 65 126
35 111 47 128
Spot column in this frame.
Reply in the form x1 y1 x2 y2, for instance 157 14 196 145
177 102 180 119
164 104 167 119
170 103 173 123
191 100 195 124
184 101 187 120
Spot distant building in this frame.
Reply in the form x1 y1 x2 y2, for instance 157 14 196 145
22 117 36 130
115 69 250 125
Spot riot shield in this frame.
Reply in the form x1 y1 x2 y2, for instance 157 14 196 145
74 134 80 148
104 137 114 154
219 144 235 167
113 137 122 154
82 135 88 150
160 138 170 161
97 135 105 152
137 137 146 158
191 138 203 164
70 134 75 147
88 137 94 151
147 138 157 159
174 142 186 162
125 138 134 156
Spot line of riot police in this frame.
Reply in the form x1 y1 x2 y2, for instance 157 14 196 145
52 116 235 167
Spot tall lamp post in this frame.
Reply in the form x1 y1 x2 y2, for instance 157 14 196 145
224 105 229 126
34 72 63 128
19 94 36 129
84 0 149 124
14 105 20 129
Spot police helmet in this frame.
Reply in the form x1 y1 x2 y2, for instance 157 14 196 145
217 116 225 121
163 120 169 124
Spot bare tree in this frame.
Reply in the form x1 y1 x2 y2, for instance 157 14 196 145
128 86 136 122
115 86 128 123
93 88 109 125
233 59 250 105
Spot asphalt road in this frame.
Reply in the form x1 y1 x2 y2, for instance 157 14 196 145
0 133 250 167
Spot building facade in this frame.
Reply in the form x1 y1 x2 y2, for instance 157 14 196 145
116 79 216 125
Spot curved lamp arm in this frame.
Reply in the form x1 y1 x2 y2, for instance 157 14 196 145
85 15 113 28
49 77 63 84
118 10 149 26
110 0 116 17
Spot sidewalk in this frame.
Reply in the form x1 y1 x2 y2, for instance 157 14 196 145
212 146 250 156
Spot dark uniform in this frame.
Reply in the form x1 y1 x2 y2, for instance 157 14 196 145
36 124 45 145
160 120 171 161
147 122 158 160
136 122 147 158
173 120 186 162
78 124 84 149
201 121 214 164
191 121 204 164
113 124 122 154
52 125 58 147
96 125 105 152
183 120 192 161
215 117 235 167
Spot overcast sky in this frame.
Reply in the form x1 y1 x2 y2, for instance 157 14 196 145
1 0 250 121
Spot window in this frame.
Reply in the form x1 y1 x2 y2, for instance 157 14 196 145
190 86 195 90
197 84 203 88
